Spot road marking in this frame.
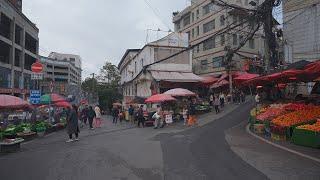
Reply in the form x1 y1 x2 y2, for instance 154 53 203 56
246 124 320 163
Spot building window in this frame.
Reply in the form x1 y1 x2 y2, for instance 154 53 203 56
220 35 225 46
220 15 225 26
201 60 208 70
203 19 215 33
232 15 238 24
203 2 215 16
249 39 255 49
212 57 223 68
233 34 238 45
176 21 181 30
141 58 144 67
186 31 191 41
197 45 200 53
134 61 137 73
196 26 199 36
196 9 200 19
192 28 195 38
183 15 191 27
239 35 244 43
191 12 195 22
203 37 215 50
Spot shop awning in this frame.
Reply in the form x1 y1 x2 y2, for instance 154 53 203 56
150 71 202 82
210 80 229 89
234 73 259 84
199 76 219 86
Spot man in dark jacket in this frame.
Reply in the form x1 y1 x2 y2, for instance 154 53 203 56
66 105 80 142
112 106 119 124
87 106 96 130
137 105 145 128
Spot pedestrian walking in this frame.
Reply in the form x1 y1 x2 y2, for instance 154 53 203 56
209 94 214 107
187 99 197 126
66 105 80 142
87 106 96 130
182 105 188 126
118 109 124 124
219 92 225 108
94 106 102 128
152 106 161 129
137 105 145 128
128 105 134 124
214 95 220 114
112 106 119 124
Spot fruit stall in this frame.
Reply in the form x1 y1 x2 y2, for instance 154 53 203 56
249 103 320 148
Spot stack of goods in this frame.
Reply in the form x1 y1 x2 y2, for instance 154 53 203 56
271 107 320 127
256 108 286 121
292 120 320 148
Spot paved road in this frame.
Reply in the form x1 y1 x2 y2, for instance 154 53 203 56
158 102 269 180
0 102 319 180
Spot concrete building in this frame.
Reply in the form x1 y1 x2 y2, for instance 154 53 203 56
172 0 266 75
39 56 82 95
283 0 320 63
48 52 82 69
0 0 39 97
118 33 201 104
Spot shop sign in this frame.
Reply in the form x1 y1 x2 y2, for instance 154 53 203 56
30 90 41 104
0 88 30 94
165 114 173 124
31 73 44 80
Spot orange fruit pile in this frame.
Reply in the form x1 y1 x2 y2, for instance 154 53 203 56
296 120 320 132
271 107 320 127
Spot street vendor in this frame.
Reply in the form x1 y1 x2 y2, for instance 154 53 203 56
187 98 197 126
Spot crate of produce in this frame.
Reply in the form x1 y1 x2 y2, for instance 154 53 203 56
271 133 286 141
292 129 320 148
253 124 265 134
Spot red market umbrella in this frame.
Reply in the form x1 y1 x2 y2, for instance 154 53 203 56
145 94 176 103
54 101 72 108
40 93 66 104
199 76 219 86
210 80 229 89
164 88 196 97
234 73 259 84
0 95 31 110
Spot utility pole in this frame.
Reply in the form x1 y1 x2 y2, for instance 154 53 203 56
263 0 278 73
90 73 96 104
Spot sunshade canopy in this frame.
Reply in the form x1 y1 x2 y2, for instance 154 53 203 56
0 95 31 110
40 93 66 104
145 94 176 103
163 88 196 97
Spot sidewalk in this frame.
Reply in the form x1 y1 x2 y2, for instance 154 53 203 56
225 121 320 180
248 126 320 161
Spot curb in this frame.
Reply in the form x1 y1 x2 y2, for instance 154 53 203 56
246 124 320 163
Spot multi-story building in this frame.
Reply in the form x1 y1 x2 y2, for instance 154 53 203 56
283 0 320 63
118 32 201 104
172 0 265 75
48 52 82 70
39 56 82 95
0 0 39 97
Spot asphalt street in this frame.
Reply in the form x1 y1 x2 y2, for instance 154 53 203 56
158 102 269 180
0 102 319 180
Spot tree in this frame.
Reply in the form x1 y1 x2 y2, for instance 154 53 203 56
98 61 122 112
81 77 98 93
98 61 121 87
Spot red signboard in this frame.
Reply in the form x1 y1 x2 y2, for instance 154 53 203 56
31 61 43 73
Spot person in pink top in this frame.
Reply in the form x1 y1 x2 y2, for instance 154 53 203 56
94 105 102 128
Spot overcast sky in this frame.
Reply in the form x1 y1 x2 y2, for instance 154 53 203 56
23 0 189 79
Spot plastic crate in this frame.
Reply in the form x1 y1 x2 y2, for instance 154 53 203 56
292 128 320 148
271 133 286 141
